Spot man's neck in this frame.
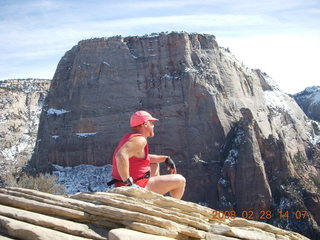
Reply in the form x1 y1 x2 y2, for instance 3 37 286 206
136 129 149 139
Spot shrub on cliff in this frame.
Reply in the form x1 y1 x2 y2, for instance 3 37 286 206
3 172 66 195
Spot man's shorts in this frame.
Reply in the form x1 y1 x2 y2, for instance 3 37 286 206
114 178 149 188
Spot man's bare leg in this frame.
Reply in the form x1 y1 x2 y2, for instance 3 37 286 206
145 174 186 199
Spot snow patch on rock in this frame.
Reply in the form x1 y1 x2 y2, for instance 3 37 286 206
52 164 113 194
47 108 70 115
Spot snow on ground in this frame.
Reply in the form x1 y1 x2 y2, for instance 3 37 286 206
263 90 293 113
53 164 113 194
312 135 320 145
1 134 32 162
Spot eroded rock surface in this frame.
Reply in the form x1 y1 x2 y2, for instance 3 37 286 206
0 79 50 179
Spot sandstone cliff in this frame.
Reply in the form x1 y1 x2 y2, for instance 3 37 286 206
28 32 320 238
0 187 311 240
0 79 50 181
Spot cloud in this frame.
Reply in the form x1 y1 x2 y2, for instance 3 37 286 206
0 0 319 92
0 13 275 60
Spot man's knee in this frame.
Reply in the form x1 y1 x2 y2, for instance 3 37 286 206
174 174 186 187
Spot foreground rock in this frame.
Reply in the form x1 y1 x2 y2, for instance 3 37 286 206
0 187 309 240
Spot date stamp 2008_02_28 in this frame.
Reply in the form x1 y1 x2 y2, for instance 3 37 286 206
211 210 308 221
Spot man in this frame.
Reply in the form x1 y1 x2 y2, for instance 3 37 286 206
109 110 186 199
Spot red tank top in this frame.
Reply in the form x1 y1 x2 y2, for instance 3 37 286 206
111 133 150 181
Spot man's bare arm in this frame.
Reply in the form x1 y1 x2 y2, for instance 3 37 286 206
149 154 168 163
149 154 177 174
115 136 147 181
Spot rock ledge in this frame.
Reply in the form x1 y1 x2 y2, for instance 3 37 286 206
0 187 309 240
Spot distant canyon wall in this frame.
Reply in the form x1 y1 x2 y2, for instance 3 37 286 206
0 79 50 179
293 86 320 121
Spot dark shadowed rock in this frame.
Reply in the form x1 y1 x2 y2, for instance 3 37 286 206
218 108 272 217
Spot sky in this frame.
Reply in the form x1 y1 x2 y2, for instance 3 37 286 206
0 0 319 94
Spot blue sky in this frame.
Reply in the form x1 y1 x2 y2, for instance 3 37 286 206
0 0 319 93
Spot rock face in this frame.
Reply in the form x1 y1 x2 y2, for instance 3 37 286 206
0 79 50 180
28 32 320 238
291 87 320 165
0 187 311 240
292 86 320 121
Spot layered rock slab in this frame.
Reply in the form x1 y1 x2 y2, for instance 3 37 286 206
0 187 310 240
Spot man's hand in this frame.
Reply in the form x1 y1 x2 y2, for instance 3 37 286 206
165 156 177 174
123 177 141 188
123 177 134 186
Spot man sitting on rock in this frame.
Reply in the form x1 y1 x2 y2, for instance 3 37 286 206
108 110 186 199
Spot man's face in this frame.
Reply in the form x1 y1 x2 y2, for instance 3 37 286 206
146 120 155 137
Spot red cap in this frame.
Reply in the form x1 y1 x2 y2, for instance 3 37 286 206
130 110 158 127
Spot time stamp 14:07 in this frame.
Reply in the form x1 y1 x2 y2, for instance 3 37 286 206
211 210 308 220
